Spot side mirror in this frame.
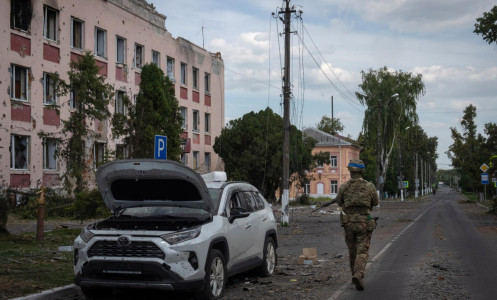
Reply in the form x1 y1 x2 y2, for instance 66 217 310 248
228 207 250 224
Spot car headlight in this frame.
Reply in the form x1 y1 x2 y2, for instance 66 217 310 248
161 227 201 245
80 226 95 243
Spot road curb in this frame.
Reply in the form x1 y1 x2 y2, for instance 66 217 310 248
10 284 79 300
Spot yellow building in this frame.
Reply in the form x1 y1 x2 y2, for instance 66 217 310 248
298 128 361 199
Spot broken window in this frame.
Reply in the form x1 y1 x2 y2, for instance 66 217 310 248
205 152 211 172
134 44 143 68
71 17 84 49
70 90 79 109
43 5 58 41
167 57 175 80
94 142 106 169
95 27 106 57
192 110 199 131
180 107 187 129
43 138 57 170
205 72 210 93
10 135 29 170
43 73 57 105
11 0 32 31
152 50 160 67
116 36 126 64
180 62 187 85
115 90 125 114
116 144 128 160
192 67 199 89
10 64 29 101
205 113 210 133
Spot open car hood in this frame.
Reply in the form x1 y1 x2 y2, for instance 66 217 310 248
96 159 214 214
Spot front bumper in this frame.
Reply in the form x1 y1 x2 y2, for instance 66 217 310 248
74 260 204 291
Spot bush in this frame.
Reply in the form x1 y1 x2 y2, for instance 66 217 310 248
69 189 110 222
297 194 310 205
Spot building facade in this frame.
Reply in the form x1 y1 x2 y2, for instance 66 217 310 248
1 0 225 189
301 128 361 199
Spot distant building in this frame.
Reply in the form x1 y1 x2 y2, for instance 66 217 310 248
299 128 361 199
1 0 225 189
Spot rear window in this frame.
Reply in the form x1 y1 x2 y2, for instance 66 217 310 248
208 188 222 209
111 179 201 201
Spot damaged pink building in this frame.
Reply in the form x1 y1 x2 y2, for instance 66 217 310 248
1 0 225 189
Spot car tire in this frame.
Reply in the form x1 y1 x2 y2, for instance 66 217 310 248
198 249 226 300
257 236 277 277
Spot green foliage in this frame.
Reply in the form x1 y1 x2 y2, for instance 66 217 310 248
447 105 496 194
53 51 113 193
70 189 110 222
113 64 182 161
313 151 331 167
356 66 426 194
474 6 497 45
213 108 315 201
316 115 344 135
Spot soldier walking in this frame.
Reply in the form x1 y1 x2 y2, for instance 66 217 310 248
336 160 379 290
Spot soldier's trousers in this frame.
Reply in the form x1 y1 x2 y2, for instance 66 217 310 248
344 221 374 279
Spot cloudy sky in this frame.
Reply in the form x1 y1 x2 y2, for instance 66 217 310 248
154 0 497 169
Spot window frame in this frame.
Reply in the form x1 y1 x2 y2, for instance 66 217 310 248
43 5 58 41
134 43 144 69
330 180 338 194
192 67 199 89
192 109 200 132
193 151 199 170
10 64 29 102
166 57 175 81
116 36 126 64
180 107 187 129
204 72 210 93
115 90 126 114
11 0 32 32
94 27 107 58
180 62 187 85
93 142 106 169
152 50 160 67
70 17 84 50
10 135 29 170
204 113 210 133
330 155 338 167
205 152 211 172
115 144 128 160
43 138 57 170
70 90 79 110
43 72 57 105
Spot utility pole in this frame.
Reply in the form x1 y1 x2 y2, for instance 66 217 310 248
376 100 382 200
278 0 297 225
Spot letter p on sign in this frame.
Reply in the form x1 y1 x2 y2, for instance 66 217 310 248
154 135 167 160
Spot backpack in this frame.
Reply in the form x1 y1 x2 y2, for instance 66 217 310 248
342 179 372 208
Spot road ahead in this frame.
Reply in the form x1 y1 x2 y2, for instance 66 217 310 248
336 186 497 299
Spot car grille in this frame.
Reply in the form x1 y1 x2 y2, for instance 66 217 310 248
88 240 165 259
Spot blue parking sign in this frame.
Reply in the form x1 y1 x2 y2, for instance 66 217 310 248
154 135 167 160
481 173 489 184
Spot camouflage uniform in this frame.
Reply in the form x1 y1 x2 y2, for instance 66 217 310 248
336 160 379 290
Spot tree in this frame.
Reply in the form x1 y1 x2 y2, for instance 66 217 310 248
213 108 315 201
356 66 425 197
474 6 497 45
112 63 183 160
316 115 344 135
447 105 487 192
55 52 113 193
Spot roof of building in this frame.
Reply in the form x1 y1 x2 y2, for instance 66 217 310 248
303 128 360 148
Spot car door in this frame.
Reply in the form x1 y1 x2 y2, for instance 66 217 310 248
224 189 254 265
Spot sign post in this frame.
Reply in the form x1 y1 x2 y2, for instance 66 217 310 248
154 135 167 160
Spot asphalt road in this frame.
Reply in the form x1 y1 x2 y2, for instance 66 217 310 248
335 186 497 300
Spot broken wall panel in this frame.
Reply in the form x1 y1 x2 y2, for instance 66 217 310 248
10 33 31 56
43 43 60 63
11 103 31 123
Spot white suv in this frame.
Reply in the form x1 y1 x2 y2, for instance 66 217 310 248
73 159 277 299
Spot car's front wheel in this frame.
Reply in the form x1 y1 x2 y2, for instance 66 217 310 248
258 236 277 277
199 249 226 299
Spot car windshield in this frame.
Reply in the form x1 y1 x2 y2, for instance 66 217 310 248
120 206 210 220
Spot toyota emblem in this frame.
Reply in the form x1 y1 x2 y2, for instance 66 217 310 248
117 235 131 247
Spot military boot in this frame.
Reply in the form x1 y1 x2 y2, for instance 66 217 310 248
352 272 364 290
